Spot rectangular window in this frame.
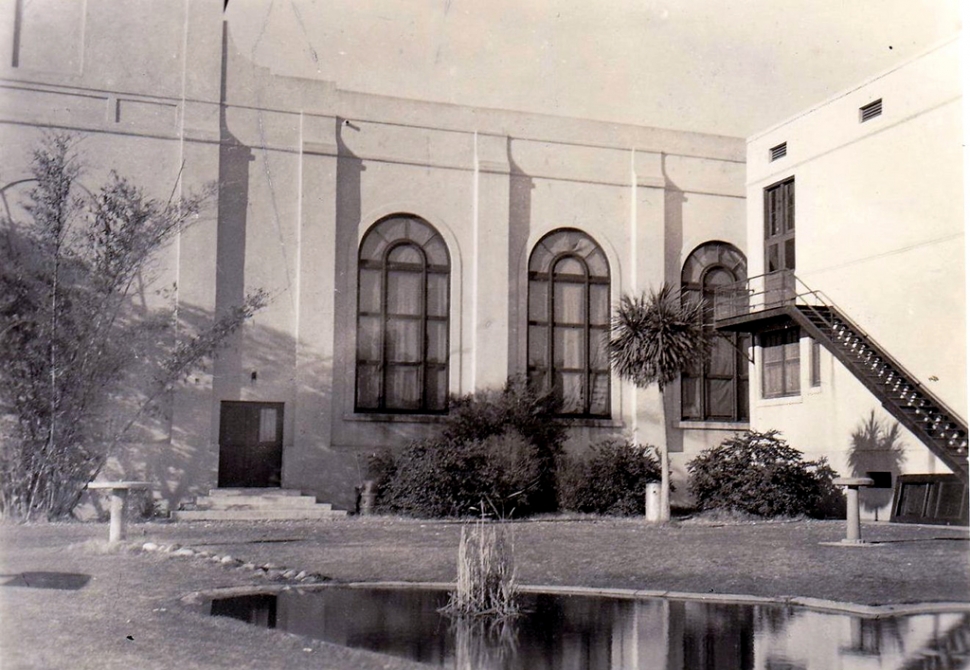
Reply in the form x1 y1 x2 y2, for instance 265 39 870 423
769 142 787 161
761 329 800 398
860 99 882 123
810 339 821 387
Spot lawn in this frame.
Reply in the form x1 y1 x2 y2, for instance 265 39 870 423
1 516 968 669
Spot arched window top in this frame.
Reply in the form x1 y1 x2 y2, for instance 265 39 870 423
360 215 449 268
529 229 609 279
681 241 746 288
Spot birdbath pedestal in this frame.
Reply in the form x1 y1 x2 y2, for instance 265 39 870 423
86 481 152 543
833 477 874 544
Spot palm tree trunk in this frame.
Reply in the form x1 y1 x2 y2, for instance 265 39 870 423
658 387 671 523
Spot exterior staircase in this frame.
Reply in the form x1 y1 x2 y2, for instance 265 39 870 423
173 488 347 521
714 271 969 479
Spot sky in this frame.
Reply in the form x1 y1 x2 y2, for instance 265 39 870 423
225 0 962 138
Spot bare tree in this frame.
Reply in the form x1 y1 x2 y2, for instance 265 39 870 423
609 283 709 522
0 133 266 520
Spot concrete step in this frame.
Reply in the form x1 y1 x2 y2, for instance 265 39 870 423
206 488 305 497
195 495 325 509
172 508 348 521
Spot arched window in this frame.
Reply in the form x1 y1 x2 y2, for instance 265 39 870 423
356 215 450 412
681 242 749 422
528 229 610 417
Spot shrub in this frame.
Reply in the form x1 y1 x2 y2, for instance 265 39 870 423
559 440 661 516
368 378 566 518
687 430 842 518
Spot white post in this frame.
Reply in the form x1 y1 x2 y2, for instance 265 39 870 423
645 482 662 522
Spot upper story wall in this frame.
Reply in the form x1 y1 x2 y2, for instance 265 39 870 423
745 37 965 411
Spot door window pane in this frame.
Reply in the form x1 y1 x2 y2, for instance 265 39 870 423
258 408 277 443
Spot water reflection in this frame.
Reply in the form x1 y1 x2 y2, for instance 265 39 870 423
207 587 970 670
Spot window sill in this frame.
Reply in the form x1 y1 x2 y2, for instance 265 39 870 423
757 394 803 407
343 413 448 424
553 417 625 428
677 421 750 431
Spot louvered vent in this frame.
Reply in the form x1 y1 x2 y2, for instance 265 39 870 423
860 99 882 122
769 142 787 161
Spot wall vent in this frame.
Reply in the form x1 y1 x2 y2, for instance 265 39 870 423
769 142 787 161
860 98 882 122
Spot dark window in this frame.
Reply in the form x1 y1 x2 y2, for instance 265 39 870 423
860 98 883 122
681 242 749 422
810 339 821 387
356 215 450 413
769 142 787 161
761 328 800 398
528 229 610 417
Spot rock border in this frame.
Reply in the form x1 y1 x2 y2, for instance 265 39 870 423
139 541 328 585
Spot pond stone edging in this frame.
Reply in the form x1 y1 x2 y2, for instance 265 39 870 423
139 541 329 585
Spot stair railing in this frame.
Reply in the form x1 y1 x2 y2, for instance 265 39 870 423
792 275 968 429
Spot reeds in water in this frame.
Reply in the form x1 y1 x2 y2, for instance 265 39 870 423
442 516 519 618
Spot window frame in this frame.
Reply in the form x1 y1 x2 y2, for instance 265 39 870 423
527 229 611 418
355 215 450 414
680 242 749 422
760 328 801 399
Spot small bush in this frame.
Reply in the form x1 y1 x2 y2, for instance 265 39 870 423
559 440 661 516
367 377 566 518
687 430 842 518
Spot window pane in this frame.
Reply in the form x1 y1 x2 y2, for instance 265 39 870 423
529 280 548 322
554 282 586 324
427 273 448 317
388 244 423 264
706 379 734 418
385 366 421 409
585 249 609 278
589 284 609 325
784 343 800 394
528 325 548 367
258 408 277 443
386 270 422 316
358 269 382 313
810 339 821 386
554 327 584 368
423 236 449 266
386 319 421 362
589 330 609 370
554 256 585 278
784 238 796 270
763 361 784 398
557 372 584 414
356 316 382 361
426 320 448 364
359 232 387 262
590 374 610 416
425 368 448 410
709 337 735 376
356 365 380 408
681 375 702 420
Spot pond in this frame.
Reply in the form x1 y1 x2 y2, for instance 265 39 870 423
205 586 970 670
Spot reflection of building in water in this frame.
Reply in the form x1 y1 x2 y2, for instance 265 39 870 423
207 589 970 670
753 610 970 670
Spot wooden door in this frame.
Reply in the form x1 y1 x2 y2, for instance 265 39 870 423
218 402 283 488
764 177 795 306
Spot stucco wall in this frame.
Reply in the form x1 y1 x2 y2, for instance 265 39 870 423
745 39 964 519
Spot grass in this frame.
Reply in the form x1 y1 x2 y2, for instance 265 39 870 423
1 515 968 669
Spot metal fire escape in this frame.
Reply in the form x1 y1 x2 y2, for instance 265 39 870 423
713 271 968 479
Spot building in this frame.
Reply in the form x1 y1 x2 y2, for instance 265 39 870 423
0 3 963 520
717 36 966 523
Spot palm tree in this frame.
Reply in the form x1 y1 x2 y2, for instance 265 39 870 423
609 282 710 522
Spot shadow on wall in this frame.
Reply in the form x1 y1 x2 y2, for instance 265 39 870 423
662 153 687 456
847 410 906 518
91 303 332 518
